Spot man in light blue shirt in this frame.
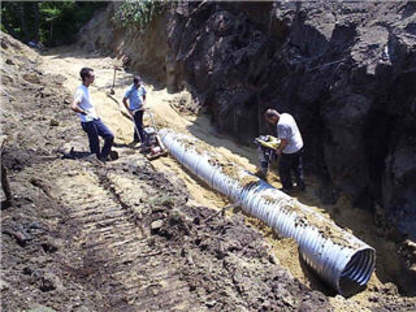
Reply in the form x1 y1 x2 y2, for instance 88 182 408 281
122 75 147 144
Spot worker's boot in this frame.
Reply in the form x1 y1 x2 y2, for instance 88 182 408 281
255 161 268 179
109 150 119 161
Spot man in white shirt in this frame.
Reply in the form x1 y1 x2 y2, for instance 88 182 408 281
265 108 305 191
71 67 114 161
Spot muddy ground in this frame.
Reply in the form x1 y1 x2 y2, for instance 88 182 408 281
1 33 416 311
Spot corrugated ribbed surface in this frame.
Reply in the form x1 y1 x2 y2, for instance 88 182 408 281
159 129 375 297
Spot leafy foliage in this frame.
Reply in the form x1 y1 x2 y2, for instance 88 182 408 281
1 1 106 47
112 0 167 31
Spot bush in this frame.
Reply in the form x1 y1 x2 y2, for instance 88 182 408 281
112 0 167 32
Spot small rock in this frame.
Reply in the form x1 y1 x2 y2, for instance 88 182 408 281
23 266 33 275
39 272 62 292
382 282 398 295
23 73 41 84
189 283 197 291
0 279 10 291
369 295 379 302
1 41 8 49
27 305 56 312
2 226 32 247
41 238 62 253
31 255 50 266
52 74 66 86
64 99 71 104
150 287 160 296
205 300 217 308
268 254 279 265
28 221 49 235
5 58 14 65
151 220 164 232
49 119 59 127
282 296 295 307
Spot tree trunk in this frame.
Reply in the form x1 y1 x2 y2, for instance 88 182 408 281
33 2 40 42
18 3 30 43
50 23 53 44
2 21 20 40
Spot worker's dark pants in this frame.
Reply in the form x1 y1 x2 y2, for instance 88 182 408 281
133 111 146 143
279 149 305 190
81 118 114 160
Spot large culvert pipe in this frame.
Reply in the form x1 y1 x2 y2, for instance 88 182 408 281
159 129 376 297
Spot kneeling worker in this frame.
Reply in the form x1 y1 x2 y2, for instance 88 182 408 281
264 108 305 191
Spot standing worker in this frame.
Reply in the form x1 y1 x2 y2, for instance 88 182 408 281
122 75 147 146
264 108 305 192
71 67 115 162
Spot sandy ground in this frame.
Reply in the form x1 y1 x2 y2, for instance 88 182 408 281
38 46 416 311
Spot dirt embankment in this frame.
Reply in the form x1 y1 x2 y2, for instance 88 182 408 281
164 1 416 245
0 32 338 312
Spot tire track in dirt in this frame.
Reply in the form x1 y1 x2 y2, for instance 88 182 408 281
51 158 200 311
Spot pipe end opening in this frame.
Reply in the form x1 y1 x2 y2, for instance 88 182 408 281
338 248 376 297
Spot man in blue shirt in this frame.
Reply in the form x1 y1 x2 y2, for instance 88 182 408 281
122 75 147 144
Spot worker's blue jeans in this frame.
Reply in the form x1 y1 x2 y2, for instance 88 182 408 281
81 118 114 160
133 111 146 143
279 148 305 190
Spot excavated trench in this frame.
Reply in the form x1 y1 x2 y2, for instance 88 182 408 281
159 128 376 297
1 32 416 311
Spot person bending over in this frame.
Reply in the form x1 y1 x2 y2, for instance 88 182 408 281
265 108 305 192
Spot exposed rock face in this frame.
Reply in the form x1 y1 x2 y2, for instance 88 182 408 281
166 1 416 240
80 2 416 239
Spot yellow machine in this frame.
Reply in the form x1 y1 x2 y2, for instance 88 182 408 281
254 135 281 176
255 135 281 150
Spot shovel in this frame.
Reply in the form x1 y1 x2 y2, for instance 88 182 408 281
109 65 123 95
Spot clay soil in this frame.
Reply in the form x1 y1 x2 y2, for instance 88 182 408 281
1 34 415 311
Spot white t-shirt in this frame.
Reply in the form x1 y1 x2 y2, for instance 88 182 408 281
277 113 303 154
74 85 98 122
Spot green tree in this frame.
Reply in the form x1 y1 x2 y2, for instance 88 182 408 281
1 1 107 47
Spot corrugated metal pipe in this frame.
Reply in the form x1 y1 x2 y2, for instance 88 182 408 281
159 128 376 297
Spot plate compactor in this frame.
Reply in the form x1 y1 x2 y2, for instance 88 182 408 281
140 126 168 160
137 110 168 161
254 135 281 177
